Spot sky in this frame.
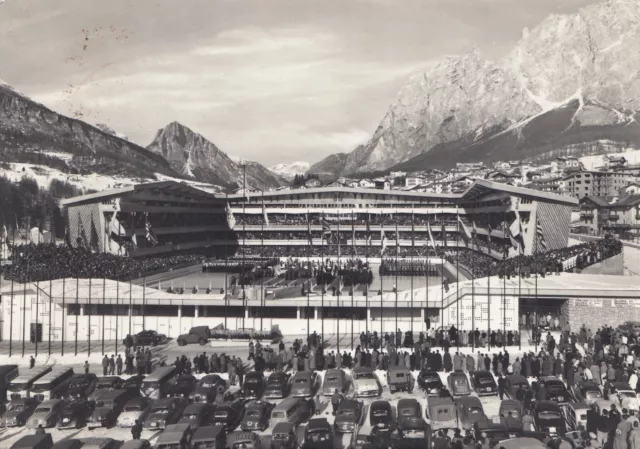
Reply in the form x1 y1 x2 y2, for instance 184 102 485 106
0 0 598 166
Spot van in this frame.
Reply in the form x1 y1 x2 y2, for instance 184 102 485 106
227 431 261 449
191 426 227 449
562 402 589 432
0 365 19 401
8 366 52 400
141 366 177 399
387 367 414 394
270 397 312 426
31 368 74 402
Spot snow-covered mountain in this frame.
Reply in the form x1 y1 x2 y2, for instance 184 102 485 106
146 122 285 190
94 123 133 143
311 0 640 177
269 161 311 181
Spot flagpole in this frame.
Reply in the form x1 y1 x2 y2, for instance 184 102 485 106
487 258 491 353
306 207 310 342
321 214 324 339
9 222 15 358
351 209 354 350
380 223 383 340
88 277 92 356
394 210 398 337
261 191 265 333
102 277 106 356
62 277 65 356
455 207 460 350
142 276 146 332
129 278 133 340
410 210 414 336
365 213 369 336
502 212 506 342
35 281 39 358
22 245 27 357
337 216 340 356
242 180 246 329
225 193 229 331
48 275 52 357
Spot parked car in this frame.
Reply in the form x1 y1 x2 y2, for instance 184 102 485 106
142 397 186 430
57 399 94 429
538 376 570 404
352 367 381 398
191 426 227 449
473 419 523 442
167 375 198 399
322 370 348 396
226 431 261 449
211 400 244 431
242 372 267 400
417 370 445 396
498 400 524 427
27 399 66 429
505 375 531 400
369 400 394 432
117 397 151 428
119 441 151 449
604 381 639 410
334 399 364 433
179 402 214 428
265 372 291 400
155 423 193 449
190 375 228 404
89 377 124 403
570 380 602 405
304 418 334 449
426 397 458 432
387 367 414 394
122 376 145 394
0 397 38 427
532 400 566 435
10 434 54 449
88 390 132 429
397 398 422 435
177 326 211 346
271 422 297 449
447 372 472 397
133 330 167 346
291 371 320 398
241 400 273 432
470 371 497 396
455 396 487 430
60 374 98 401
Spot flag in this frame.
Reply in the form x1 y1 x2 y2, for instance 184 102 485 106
262 203 269 226
536 218 547 251
441 221 447 248
411 213 415 247
427 222 437 251
505 225 519 249
487 223 492 244
322 216 332 241
307 215 313 246
472 220 478 237
457 214 472 240
226 203 236 230
381 229 387 256
145 215 159 246
78 214 88 248
1 224 7 245
510 211 522 238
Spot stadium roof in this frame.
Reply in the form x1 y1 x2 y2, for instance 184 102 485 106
61 181 220 207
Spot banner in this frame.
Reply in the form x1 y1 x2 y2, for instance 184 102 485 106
427 222 436 251
226 203 236 230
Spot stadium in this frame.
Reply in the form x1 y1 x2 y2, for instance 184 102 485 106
1 178 632 345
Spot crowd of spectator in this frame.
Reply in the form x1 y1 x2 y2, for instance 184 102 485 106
380 258 440 276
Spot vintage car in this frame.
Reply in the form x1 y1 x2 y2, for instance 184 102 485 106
10 434 54 449
189 375 228 404
88 390 132 429
119 441 151 449
27 399 66 429
76 438 122 449
291 371 319 398
270 397 313 427
0 397 38 427
243 372 267 400
57 399 94 429
417 370 445 396
604 381 639 411
179 402 214 428
211 400 244 431
473 419 523 442
532 400 566 435
570 380 602 405
304 418 334 449
89 377 124 403
387 367 414 394
191 426 227 449
470 371 497 396
505 375 531 400
117 397 151 428
322 370 348 396
352 367 381 398
455 396 487 430
52 440 83 449
369 400 394 432
167 374 198 399
122 375 145 394
334 399 364 433
177 326 211 346
227 431 261 449
133 330 167 346
60 374 98 401
447 372 472 397
426 396 458 431
593 398 617 417
265 372 291 399
398 416 431 443
271 422 297 449
155 423 193 449
241 400 273 432
499 400 524 426
561 402 589 432
397 398 421 423
538 376 570 404
142 397 186 430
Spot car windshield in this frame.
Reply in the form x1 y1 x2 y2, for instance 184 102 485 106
124 405 143 412
214 411 228 418
245 378 260 384
372 409 389 417
96 383 113 389
295 379 308 384
401 408 417 416
325 377 338 383
539 411 562 420
96 400 114 408
35 407 50 413
7 403 25 411
620 392 636 398
272 434 289 441
468 407 483 414
479 378 494 384
307 430 330 442
586 391 602 399
193 443 217 449
355 372 375 380
69 380 87 389
183 414 198 420
8 383 28 391
152 407 170 414
269 378 284 385
453 379 468 388
200 382 215 388
246 410 260 417
547 384 565 391
337 409 355 417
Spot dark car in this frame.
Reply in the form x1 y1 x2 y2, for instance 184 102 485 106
322 370 348 396
417 370 445 396
122 375 145 394
133 330 167 346
265 372 291 399
242 372 266 400
455 396 487 430
387 367 414 394
369 400 394 432
167 374 198 398
77 438 122 449
397 398 422 433
88 389 132 429
471 371 497 396
177 326 211 346
538 376 570 404
10 434 54 449
190 375 228 404
143 397 186 430
211 400 244 431
192 426 227 449
240 400 273 432
335 399 364 433
57 399 94 429
60 374 98 401
179 402 214 428
447 372 472 397
570 380 603 405
304 418 334 449
0 397 38 427
532 400 566 435
473 419 523 442
505 375 531 400
89 377 124 402
271 422 297 449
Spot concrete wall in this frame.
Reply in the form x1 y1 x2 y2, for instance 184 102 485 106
561 297 640 331
580 253 624 275
569 234 640 276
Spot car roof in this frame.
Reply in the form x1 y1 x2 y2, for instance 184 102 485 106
428 397 454 407
507 375 528 382
52 440 83 449
120 441 149 449
535 401 561 411
125 397 148 406
268 372 288 380
183 403 208 413
325 369 344 376
245 400 268 410
500 399 522 408
449 372 467 379
9 397 33 405
388 366 410 373
578 380 599 388
272 422 295 433
397 398 419 408
371 400 391 409
151 398 178 407
246 371 263 378
353 367 373 373
456 396 482 407
567 402 590 410
37 399 63 407
419 370 439 376
474 370 493 377
338 399 360 410
611 382 632 389
293 371 312 379
191 426 225 442
95 389 128 401
539 376 562 383
307 418 331 431
96 376 121 383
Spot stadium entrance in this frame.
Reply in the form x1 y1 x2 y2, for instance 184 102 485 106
518 296 567 330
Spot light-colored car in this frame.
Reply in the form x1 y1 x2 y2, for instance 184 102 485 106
426 397 458 431
322 370 348 396
27 399 65 429
117 397 151 428
290 371 319 398
352 367 381 398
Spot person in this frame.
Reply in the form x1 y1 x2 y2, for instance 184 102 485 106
101 355 109 376
116 355 123 376
331 391 343 415
314 394 322 415
630 421 640 449
132 419 142 440
108 355 116 375
497 373 506 400
35 424 45 435
523 410 535 432
29 356 35 369
84 361 90 374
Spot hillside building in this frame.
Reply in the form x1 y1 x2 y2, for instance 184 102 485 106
578 195 640 240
